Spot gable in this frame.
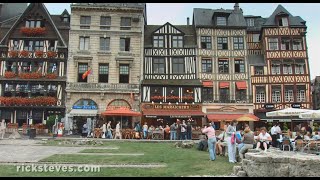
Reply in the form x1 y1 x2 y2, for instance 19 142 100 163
153 22 184 35
0 3 67 48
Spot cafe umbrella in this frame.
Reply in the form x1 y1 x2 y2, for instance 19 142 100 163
101 107 142 129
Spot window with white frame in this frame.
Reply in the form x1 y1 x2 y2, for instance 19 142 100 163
100 16 111 30
120 17 131 30
293 39 303 50
284 86 294 102
297 86 305 102
100 37 110 51
256 87 265 103
217 37 228 50
246 18 255 27
283 64 293 74
79 37 89 50
281 38 291 50
295 59 305 74
172 36 183 48
272 86 281 103
268 38 279 50
153 36 164 48
216 16 227 26
271 63 281 75
233 37 244 50
80 16 91 29
200 36 212 49
279 17 289 27
234 59 245 73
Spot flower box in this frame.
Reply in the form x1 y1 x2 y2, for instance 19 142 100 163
45 73 57 79
20 27 46 37
18 72 42 79
4 71 16 78
35 50 44 58
9 50 18 58
0 96 58 106
20 50 30 58
47 51 57 58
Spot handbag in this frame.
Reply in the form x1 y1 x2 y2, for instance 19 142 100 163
231 133 235 144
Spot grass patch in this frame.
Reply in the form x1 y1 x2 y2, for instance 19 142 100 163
0 141 235 177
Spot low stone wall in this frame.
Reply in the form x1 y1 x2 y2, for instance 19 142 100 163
234 148 320 177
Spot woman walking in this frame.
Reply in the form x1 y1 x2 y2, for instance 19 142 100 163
226 119 238 163
202 123 217 161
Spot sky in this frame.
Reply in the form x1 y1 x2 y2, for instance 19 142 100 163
44 3 319 79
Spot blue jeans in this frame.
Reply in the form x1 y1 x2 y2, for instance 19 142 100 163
170 131 176 140
187 131 192 140
143 130 147 139
208 137 217 161
181 132 187 140
106 130 113 139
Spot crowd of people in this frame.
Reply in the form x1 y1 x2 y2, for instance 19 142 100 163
200 120 320 163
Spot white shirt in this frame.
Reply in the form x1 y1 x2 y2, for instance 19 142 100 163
116 124 120 133
275 126 281 134
271 126 277 135
258 132 271 144
102 124 107 133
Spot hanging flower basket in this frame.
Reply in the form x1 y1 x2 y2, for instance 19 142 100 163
20 50 30 58
20 27 46 36
45 73 57 79
9 50 19 58
35 50 44 58
4 71 16 78
47 51 57 58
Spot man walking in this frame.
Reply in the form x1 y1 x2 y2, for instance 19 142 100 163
106 121 113 139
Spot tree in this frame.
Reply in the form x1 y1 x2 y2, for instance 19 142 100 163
313 123 319 132
283 122 288 132
46 115 62 133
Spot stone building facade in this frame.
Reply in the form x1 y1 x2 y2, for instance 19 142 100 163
65 3 146 132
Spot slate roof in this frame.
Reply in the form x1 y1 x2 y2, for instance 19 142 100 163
244 16 267 32
72 3 145 9
262 5 306 27
144 23 196 48
193 6 247 28
248 55 265 65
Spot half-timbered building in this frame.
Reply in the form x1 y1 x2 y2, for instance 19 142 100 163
0 3 69 126
141 22 204 126
193 3 257 129
66 3 146 133
249 5 311 128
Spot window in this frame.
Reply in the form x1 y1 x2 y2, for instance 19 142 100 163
254 66 264 75
279 17 288 27
25 20 42 28
150 87 163 102
100 16 111 30
218 59 229 73
172 36 183 48
216 16 227 26
252 34 260 43
256 87 265 103
100 37 110 51
284 86 294 102
201 59 212 73
172 57 184 74
295 60 305 74
217 37 228 50
13 40 19 50
219 88 229 103
283 64 293 74
272 86 281 103
48 40 55 51
234 59 245 73
153 36 164 48
246 18 254 27
99 64 109 83
201 36 212 49
153 57 165 74
167 87 179 102
293 39 303 50
120 38 130 51
119 64 129 83
268 38 279 50
24 40 33 51
271 64 281 75
79 37 90 50
23 40 44 51
202 88 213 102
236 89 246 101
34 41 44 51
281 38 291 50
120 17 131 30
233 37 244 50
80 16 91 29
63 15 69 22
183 87 194 102
78 63 88 82
297 86 305 102
48 62 58 74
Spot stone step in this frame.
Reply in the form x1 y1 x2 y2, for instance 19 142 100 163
233 166 243 175
236 171 247 177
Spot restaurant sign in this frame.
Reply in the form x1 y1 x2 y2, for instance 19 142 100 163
170 115 191 118
152 104 200 110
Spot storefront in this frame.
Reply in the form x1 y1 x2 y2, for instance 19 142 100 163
141 103 205 127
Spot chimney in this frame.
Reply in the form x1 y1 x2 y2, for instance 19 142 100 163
187 17 190 25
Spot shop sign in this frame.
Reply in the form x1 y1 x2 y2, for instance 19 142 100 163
146 115 157 118
279 119 292 122
291 103 301 108
72 105 97 110
170 115 191 118
153 104 200 110
264 104 275 109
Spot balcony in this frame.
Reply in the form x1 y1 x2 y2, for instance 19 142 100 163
66 82 140 93
1 50 66 60
202 95 253 104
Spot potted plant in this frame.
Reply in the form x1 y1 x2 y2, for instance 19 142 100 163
9 50 18 58
47 51 57 58
35 50 44 58
20 27 46 36
20 50 29 58
4 71 16 78
45 73 57 79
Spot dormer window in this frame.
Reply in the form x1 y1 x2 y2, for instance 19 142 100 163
217 16 227 26
246 18 254 27
25 20 43 28
63 14 69 22
278 17 288 27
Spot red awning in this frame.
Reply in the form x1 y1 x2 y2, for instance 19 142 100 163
207 113 259 122
203 81 213 87
219 82 230 88
236 81 247 90
143 110 204 116
101 107 141 116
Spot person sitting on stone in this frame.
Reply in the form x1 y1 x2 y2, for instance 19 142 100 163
255 127 272 152
239 126 254 161
216 128 226 156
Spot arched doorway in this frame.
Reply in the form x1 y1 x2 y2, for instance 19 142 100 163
104 99 133 129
